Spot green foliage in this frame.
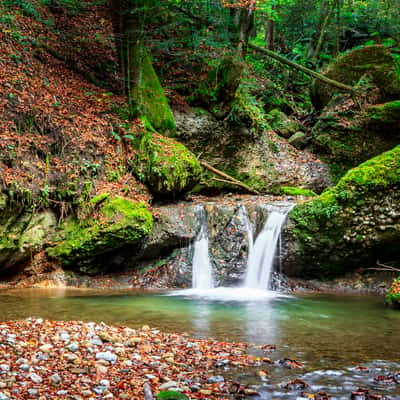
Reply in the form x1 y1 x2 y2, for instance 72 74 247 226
156 392 189 400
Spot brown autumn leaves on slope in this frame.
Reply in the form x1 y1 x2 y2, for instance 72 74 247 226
0 1 151 208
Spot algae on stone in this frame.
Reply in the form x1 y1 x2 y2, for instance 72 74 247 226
131 132 201 196
47 195 153 272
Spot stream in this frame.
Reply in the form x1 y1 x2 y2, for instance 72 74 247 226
0 288 399 399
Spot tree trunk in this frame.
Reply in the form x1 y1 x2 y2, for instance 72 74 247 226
236 0 256 58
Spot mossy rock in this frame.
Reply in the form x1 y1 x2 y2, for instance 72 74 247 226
0 193 57 272
288 145 400 278
198 57 245 118
267 109 301 139
385 277 400 308
156 391 189 400
281 186 317 197
47 195 153 272
131 133 201 196
130 44 176 133
312 99 400 180
311 45 400 110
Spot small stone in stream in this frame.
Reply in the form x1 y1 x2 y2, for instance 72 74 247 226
123 360 133 367
15 358 28 365
50 373 61 384
96 351 117 364
0 383 5 389
119 369 130 373
190 385 200 393
374 374 399 385
142 325 150 331
159 381 179 391
29 373 42 384
207 375 225 383
66 342 79 352
81 390 92 397
56 390 68 395
0 393 9 400
145 374 156 380
95 364 108 374
284 378 309 390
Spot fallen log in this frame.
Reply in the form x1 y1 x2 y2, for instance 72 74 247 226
248 43 358 94
199 160 260 195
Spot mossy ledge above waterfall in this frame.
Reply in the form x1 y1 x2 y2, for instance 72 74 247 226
288 145 400 278
46 195 153 274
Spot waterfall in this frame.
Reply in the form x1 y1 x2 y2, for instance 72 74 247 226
244 206 292 290
192 207 214 289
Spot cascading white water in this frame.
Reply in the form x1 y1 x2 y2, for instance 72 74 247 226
244 207 291 290
192 207 214 289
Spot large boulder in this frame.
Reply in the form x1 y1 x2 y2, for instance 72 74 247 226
287 145 400 278
131 133 201 196
0 193 57 273
311 45 400 110
47 195 153 273
312 99 400 178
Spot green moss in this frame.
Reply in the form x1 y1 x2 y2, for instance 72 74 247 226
366 100 400 125
131 132 201 196
281 186 317 197
131 45 176 134
47 196 153 269
290 145 400 278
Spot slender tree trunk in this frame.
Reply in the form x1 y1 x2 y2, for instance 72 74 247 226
313 1 334 63
266 3 275 51
236 0 256 58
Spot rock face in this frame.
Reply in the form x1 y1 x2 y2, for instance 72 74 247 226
131 133 202 197
175 109 331 193
286 145 400 278
197 58 245 118
311 45 400 110
0 193 57 273
47 195 153 274
312 98 400 178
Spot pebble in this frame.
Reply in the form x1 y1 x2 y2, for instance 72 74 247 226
96 351 118 364
207 375 225 383
29 373 42 384
50 373 62 385
159 381 179 391
0 366 9 374
39 344 52 353
28 389 38 396
59 332 70 342
66 342 79 352
19 364 30 372
0 393 9 400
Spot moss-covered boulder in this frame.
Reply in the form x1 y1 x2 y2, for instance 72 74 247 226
312 99 400 179
130 44 176 133
198 57 245 118
0 193 57 273
131 133 201 196
386 277 400 308
311 45 400 110
288 145 400 278
266 109 302 139
47 195 153 273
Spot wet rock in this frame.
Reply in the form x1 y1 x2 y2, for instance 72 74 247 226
29 373 42 384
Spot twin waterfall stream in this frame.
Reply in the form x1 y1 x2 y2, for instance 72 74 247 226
191 203 293 292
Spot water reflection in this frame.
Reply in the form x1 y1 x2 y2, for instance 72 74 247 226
0 288 399 370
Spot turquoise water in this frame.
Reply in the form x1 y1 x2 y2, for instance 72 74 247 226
0 288 399 398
